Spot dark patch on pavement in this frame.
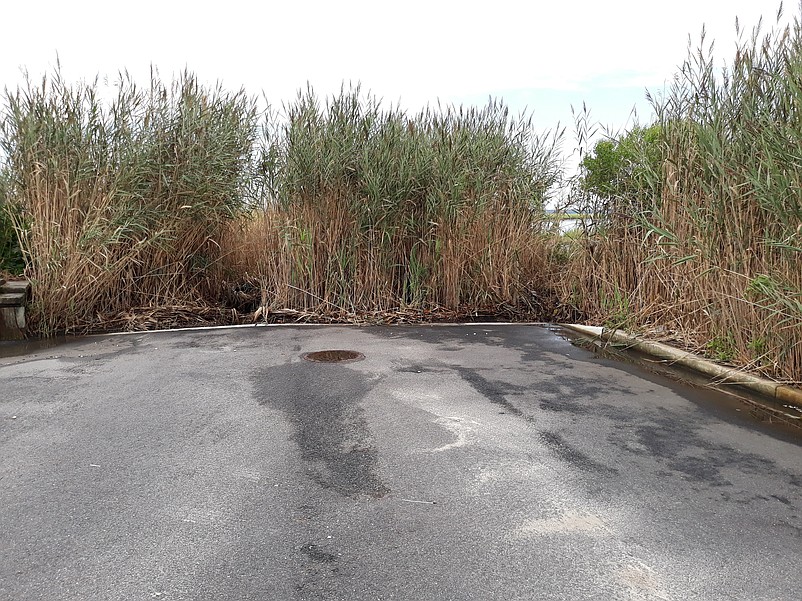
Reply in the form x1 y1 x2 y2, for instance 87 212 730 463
668 456 732 486
303 349 364 363
771 494 792 506
539 430 618 475
302 544 339 563
0 336 70 359
395 362 446 374
253 361 389 498
452 365 529 418
539 395 594 414
628 415 799 488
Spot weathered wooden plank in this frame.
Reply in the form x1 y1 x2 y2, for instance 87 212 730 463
0 279 31 297
0 292 27 307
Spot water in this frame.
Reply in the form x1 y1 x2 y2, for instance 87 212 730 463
0 336 71 359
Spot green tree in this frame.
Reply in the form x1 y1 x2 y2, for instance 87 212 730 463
578 123 663 215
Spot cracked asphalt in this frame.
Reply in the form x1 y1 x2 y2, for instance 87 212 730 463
1 324 800 600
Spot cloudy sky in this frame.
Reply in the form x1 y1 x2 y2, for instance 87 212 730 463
0 0 790 150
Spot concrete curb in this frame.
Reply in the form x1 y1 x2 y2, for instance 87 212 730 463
98 321 550 336
563 324 802 420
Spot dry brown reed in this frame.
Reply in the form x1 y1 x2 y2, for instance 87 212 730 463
219 194 558 317
0 68 258 334
217 87 563 319
565 12 802 382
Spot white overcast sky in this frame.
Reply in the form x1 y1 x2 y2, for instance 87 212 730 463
0 0 791 148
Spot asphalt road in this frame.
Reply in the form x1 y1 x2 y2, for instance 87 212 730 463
1 324 800 601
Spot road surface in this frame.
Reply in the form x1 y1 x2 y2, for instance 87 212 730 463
1 325 800 600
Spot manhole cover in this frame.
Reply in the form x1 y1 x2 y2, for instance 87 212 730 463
303 350 364 363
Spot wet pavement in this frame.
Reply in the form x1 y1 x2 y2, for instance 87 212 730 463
1 324 800 600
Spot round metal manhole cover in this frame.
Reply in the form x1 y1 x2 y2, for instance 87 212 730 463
302 350 364 363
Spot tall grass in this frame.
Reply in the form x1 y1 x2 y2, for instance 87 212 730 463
0 67 259 334
9 23 800 387
221 86 563 316
0 172 24 274
567 10 802 381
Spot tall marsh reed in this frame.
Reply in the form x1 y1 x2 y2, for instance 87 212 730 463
0 68 259 334
221 87 563 315
4 15 800 386
567 11 802 381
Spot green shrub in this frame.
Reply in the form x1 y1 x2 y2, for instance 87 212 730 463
577 123 663 219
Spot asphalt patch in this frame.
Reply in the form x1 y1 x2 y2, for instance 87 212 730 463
452 365 529 418
302 544 338 563
253 361 389 498
539 430 618 475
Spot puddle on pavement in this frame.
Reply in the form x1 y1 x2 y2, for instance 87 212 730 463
549 325 802 440
0 336 74 359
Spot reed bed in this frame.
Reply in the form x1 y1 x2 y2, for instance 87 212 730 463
4 16 800 386
566 12 802 382
0 68 259 334
220 87 563 317
0 78 563 333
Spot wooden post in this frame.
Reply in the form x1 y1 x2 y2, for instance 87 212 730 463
0 280 31 341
